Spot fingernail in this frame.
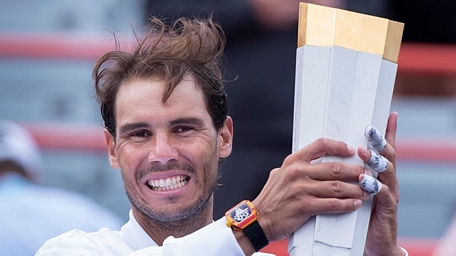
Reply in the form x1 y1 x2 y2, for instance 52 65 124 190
359 147 368 157
354 200 362 209
365 125 386 151
347 145 355 153
359 175 383 195
367 150 388 173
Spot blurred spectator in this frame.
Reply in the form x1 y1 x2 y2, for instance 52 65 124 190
0 120 123 255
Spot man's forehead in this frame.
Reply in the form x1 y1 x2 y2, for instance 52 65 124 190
115 76 209 120
118 75 202 99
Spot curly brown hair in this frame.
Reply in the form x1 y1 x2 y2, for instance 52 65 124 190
93 16 229 137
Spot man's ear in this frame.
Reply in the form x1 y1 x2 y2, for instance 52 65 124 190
218 116 233 158
104 129 119 169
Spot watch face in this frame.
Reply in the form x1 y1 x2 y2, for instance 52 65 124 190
229 202 252 222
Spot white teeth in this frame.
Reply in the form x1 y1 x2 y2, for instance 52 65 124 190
147 175 188 191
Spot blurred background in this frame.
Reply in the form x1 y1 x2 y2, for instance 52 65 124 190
1 0 455 255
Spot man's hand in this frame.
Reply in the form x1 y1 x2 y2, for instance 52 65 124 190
252 137 369 242
360 112 404 256
251 112 404 256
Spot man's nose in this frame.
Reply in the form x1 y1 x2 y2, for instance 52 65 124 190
147 133 178 164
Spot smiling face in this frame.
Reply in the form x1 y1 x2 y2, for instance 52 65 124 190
105 75 233 231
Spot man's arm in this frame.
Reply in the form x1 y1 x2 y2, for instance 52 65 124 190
36 220 246 256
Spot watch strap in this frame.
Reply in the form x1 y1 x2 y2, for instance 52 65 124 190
243 220 269 252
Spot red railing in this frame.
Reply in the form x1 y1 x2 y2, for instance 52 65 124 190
0 32 115 59
2 32 456 75
397 43 456 75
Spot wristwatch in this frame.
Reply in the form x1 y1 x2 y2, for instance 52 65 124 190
225 200 269 252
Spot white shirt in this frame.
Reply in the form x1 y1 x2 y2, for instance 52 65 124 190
36 210 253 256
35 209 408 256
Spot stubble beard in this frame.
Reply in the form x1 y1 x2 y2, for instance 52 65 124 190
123 156 219 228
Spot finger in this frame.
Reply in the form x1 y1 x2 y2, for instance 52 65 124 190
358 148 399 200
293 138 355 163
359 173 382 195
357 147 390 173
306 179 369 200
366 150 389 173
368 177 398 211
379 112 398 162
359 174 398 212
378 169 399 204
379 113 399 201
364 125 387 152
364 112 398 161
306 198 364 215
302 161 365 182
385 112 398 150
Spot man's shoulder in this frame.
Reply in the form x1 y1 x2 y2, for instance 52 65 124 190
35 228 132 255
52 227 116 240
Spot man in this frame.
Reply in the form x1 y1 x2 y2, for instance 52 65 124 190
0 120 123 255
37 17 407 255
143 0 345 221
143 0 388 220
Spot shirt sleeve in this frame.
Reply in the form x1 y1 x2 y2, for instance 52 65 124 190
35 229 128 256
131 217 244 256
37 217 244 256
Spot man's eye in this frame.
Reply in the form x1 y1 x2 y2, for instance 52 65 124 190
131 131 150 137
175 126 193 133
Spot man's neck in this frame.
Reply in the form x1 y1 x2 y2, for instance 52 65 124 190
132 204 214 245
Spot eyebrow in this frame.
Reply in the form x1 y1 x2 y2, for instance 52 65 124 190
118 117 206 134
170 117 205 127
118 122 150 135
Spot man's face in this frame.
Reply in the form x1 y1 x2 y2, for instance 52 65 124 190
105 76 233 222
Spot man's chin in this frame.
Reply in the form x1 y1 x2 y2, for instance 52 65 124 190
140 197 212 223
